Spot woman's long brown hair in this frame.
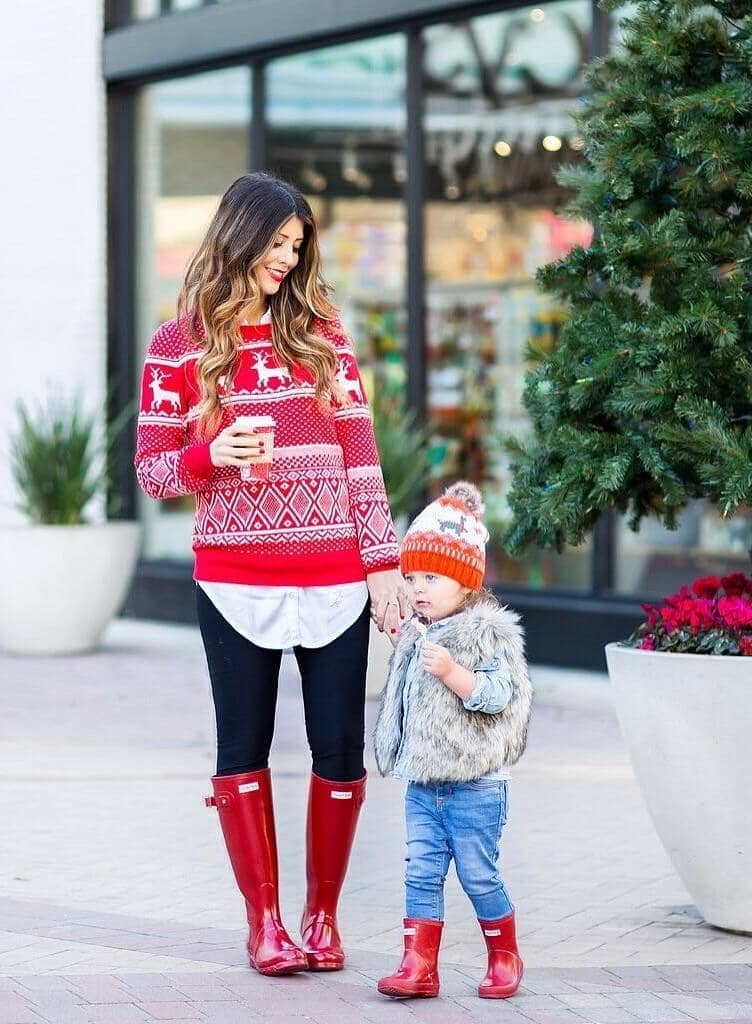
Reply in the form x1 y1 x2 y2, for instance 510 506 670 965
178 172 340 435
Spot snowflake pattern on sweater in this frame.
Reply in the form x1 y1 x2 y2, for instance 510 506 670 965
135 316 400 586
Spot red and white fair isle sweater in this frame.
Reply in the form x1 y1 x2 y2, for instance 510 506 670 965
135 316 399 586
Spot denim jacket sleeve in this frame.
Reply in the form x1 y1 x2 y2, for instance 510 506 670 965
462 655 514 714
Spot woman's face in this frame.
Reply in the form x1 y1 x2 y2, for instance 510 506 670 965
253 215 305 297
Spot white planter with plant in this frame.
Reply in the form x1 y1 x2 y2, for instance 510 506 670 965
0 396 141 655
607 573 752 933
367 388 430 698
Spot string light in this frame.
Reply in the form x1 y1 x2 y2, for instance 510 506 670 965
494 139 512 157
530 8 545 22
542 135 563 152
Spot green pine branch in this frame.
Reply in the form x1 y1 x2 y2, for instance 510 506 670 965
505 0 752 556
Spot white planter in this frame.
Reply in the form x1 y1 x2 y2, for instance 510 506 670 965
606 642 752 933
0 522 142 655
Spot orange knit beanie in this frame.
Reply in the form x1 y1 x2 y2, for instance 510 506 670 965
400 481 489 591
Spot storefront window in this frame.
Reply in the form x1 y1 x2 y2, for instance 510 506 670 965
132 0 223 18
616 505 752 598
136 66 251 560
265 36 407 399
423 1 593 590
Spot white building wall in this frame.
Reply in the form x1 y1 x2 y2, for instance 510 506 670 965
0 2 105 525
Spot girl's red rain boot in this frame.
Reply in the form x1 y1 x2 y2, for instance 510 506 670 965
206 769 308 976
477 912 524 998
377 918 443 998
300 772 366 970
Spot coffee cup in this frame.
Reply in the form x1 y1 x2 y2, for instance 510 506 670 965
234 415 275 482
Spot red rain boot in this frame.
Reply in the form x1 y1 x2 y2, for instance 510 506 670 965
206 769 308 976
299 772 366 970
377 918 443 998
478 912 524 998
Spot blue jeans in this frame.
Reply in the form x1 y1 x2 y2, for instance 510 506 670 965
404 780 513 921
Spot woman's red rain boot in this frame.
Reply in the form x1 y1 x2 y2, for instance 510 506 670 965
206 769 308 976
300 772 366 970
477 913 524 998
377 918 443 998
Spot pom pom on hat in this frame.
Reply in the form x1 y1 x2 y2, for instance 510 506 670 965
442 480 485 517
400 479 488 591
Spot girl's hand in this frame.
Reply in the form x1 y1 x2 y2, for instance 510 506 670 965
422 642 455 680
367 568 410 635
209 423 267 468
423 644 476 700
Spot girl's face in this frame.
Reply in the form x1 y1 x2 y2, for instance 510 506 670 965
253 215 304 297
403 571 471 623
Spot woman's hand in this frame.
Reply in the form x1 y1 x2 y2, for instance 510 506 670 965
209 423 267 468
367 568 410 636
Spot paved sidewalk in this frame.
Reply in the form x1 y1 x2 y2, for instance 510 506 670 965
1 619 751 1023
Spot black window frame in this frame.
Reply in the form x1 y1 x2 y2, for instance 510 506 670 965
106 0 642 669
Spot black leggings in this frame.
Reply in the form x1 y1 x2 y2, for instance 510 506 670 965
196 585 370 782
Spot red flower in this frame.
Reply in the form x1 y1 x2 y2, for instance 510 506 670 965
721 572 752 597
660 596 715 634
634 574 752 655
692 575 721 598
641 602 660 629
718 596 752 630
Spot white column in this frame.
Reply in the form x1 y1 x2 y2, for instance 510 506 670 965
0 1 105 525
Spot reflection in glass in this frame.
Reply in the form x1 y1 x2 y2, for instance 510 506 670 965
616 504 752 598
265 36 407 401
423 2 593 590
136 67 251 560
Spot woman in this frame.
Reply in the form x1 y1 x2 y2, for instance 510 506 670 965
135 172 406 976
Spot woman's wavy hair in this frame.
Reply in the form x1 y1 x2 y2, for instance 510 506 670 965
178 172 340 435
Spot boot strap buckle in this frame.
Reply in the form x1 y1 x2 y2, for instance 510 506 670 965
205 793 234 808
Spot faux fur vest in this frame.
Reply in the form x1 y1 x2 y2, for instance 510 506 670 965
373 601 533 784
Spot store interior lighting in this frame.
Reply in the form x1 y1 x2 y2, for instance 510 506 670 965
342 145 360 183
301 155 328 192
392 151 407 184
341 144 373 191
445 178 461 200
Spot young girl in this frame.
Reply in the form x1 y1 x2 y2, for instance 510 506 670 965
374 481 532 1000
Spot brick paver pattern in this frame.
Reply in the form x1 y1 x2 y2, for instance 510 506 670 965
2 620 750 1023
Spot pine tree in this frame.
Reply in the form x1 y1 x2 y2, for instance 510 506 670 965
504 0 752 557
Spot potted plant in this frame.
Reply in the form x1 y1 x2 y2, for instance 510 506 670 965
0 394 141 655
606 575 752 932
370 385 431 536
503 0 752 931
366 385 431 697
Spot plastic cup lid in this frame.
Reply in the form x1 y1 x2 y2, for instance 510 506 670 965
235 415 275 428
